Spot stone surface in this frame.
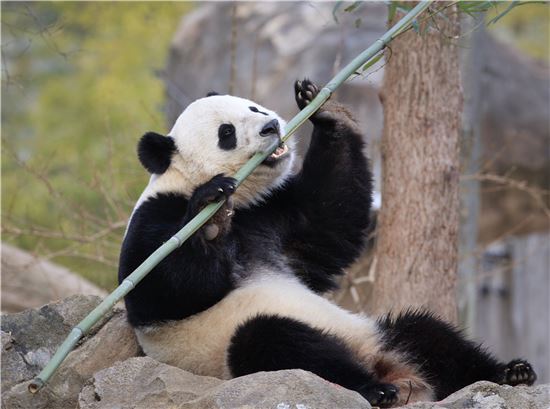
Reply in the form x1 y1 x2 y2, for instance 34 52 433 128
2 296 548 409
78 356 372 409
1 295 140 409
398 381 550 409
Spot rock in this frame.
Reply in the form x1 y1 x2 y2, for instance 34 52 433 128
398 381 550 409
1 242 107 313
3 297 546 409
1 330 34 392
78 356 372 409
1 295 140 409
165 3 386 125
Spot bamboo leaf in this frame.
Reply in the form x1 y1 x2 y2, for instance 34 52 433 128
458 1 495 15
361 52 384 72
488 1 519 25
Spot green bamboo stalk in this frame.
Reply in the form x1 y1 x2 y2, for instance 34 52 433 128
28 0 432 394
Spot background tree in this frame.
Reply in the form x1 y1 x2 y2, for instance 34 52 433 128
368 5 462 322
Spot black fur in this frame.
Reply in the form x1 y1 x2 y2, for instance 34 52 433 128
218 123 237 150
137 132 176 174
120 175 236 326
228 314 398 407
206 91 219 97
249 106 268 116
377 310 537 399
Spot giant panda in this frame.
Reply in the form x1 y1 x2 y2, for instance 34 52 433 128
118 79 536 407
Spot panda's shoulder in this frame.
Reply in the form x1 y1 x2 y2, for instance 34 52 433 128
133 192 189 224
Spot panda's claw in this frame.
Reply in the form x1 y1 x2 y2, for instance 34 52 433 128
306 82 318 95
190 174 237 212
359 383 399 408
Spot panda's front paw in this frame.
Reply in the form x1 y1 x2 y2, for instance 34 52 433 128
191 174 236 208
359 382 399 408
295 78 320 110
294 78 342 126
501 359 537 386
189 174 236 241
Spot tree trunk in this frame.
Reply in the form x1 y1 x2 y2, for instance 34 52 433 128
369 7 462 323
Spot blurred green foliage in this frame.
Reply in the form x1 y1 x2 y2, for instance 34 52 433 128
486 2 549 61
2 2 192 289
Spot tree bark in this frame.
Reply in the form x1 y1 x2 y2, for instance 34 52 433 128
369 7 462 323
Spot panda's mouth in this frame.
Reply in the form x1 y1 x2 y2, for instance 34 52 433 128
262 143 289 167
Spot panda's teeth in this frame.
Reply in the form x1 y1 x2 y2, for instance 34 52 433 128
270 144 288 159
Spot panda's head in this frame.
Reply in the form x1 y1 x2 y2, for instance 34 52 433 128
137 93 295 208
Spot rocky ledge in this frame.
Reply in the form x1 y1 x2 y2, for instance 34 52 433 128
2 296 548 409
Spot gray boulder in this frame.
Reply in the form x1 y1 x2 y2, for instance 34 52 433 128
78 356 372 409
1 295 140 409
399 381 550 409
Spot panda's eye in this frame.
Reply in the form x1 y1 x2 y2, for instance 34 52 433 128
218 123 237 150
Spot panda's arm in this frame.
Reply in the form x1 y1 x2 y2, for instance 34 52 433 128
267 80 372 292
119 176 238 326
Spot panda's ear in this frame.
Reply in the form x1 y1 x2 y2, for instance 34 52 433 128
206 91 219 97
137 132 176 174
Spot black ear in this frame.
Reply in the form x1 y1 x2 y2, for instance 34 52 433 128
206 91 219 97
137 132 176 174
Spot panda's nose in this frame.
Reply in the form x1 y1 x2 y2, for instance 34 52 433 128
260 119 280 137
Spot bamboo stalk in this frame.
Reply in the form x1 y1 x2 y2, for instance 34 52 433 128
28 1 432 394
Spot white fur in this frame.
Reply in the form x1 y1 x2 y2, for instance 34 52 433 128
127 94 296 233
166 95 295 208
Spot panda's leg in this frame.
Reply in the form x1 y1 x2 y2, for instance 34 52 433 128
377 310 537 400
228 314 398 408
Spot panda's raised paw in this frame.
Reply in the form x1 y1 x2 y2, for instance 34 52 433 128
359 382 399 408
295 78 320 110
501 359 537 386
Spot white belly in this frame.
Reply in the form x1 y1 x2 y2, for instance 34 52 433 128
135 274 381 379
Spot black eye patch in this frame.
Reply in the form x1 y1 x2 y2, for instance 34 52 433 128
249 106 268 116
218 123 237 150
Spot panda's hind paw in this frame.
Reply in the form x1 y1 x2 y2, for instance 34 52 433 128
359 382 399 408
501 359 537 386
295 78 320 110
